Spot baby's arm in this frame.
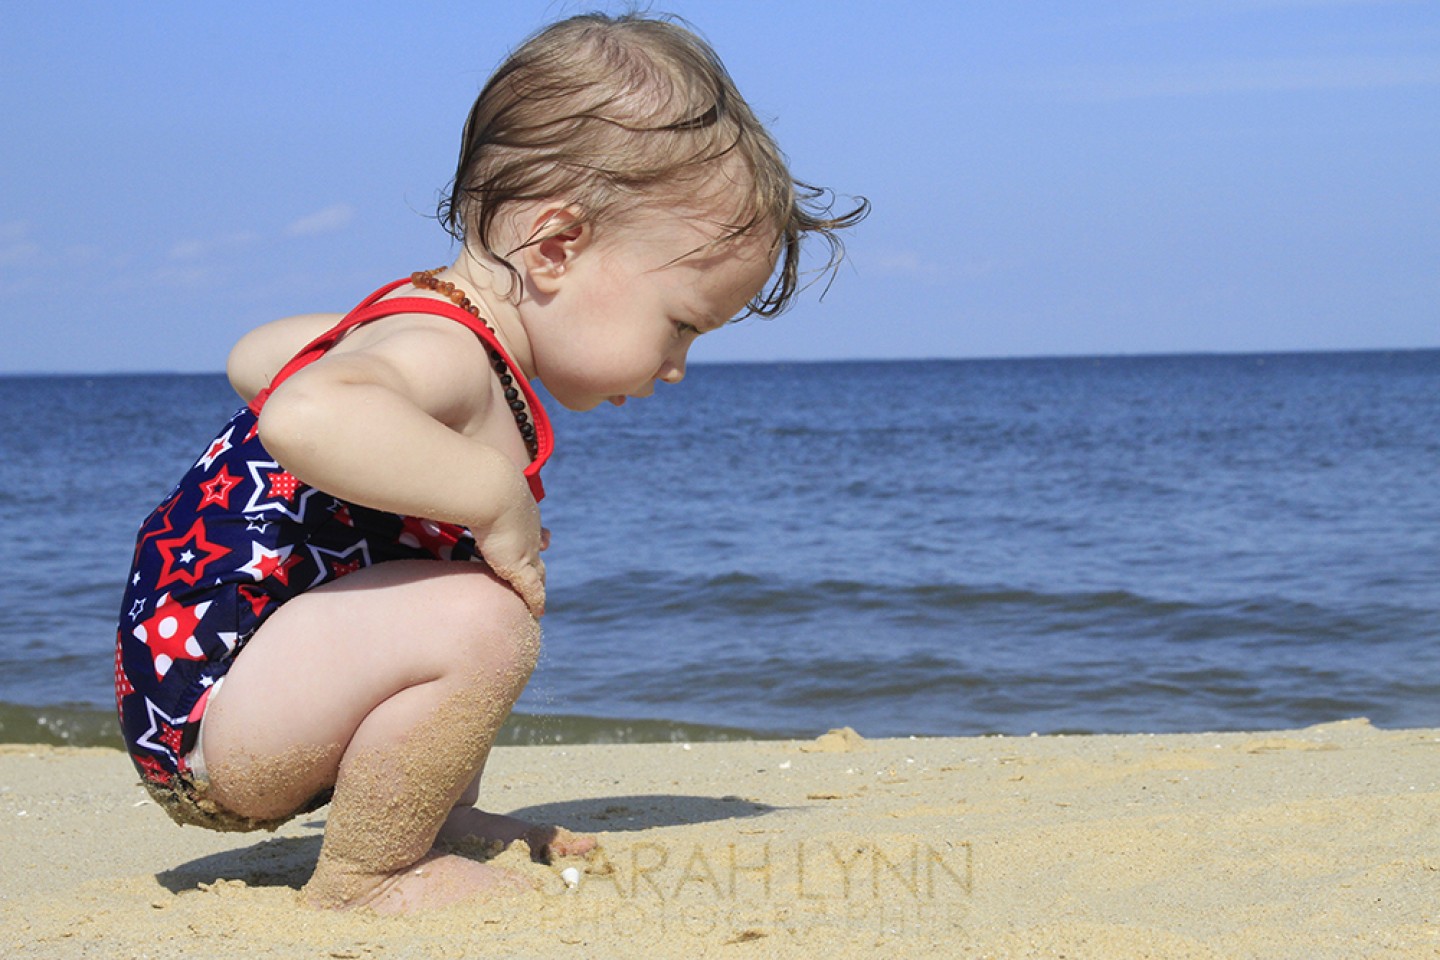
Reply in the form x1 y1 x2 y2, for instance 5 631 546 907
256 319 546 615
227 313 343 403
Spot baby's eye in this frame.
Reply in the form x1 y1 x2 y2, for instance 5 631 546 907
674 321 700 336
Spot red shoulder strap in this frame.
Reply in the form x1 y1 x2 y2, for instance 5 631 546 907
249 279 407 412
248 279 552 501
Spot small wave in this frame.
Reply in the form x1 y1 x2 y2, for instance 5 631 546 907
0 702 122 749
496 712 768 745
0 701 766 750
559 573 1425 651
560 572 1204 621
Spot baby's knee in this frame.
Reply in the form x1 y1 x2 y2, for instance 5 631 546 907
444 570 541 679
487 602 540 682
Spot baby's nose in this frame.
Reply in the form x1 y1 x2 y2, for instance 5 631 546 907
658 358 686 384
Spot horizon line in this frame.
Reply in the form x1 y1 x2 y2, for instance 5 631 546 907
2 344 1437 379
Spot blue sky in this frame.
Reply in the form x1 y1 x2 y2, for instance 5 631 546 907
2 0 1436 373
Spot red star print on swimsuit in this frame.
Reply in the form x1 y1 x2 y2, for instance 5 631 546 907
114 633 135 703
331 556 364 578
264 468 301 502
241 459 317 522
197 465 242 510
157 721 186 757
237 584 270 618
132 752 169 785
196 426 235 470
237 542 303 585
133 699 191 774
153 518 231 589
132 495 179 565
132 593 210 680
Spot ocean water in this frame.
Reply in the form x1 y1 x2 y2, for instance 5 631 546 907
1 351 1437 746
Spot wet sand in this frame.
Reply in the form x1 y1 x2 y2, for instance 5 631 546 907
3 719 1437 958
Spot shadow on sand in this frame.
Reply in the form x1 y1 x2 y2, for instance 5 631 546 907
155 793 778 892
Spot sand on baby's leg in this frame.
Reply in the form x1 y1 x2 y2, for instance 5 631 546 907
197 560 541 912
438 766 597 862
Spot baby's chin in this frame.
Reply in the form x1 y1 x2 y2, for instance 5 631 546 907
554 393 617 413
555 390 639 412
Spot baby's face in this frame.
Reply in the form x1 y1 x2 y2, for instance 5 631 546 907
526 210 777 411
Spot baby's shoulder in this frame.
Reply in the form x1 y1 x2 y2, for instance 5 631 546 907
327 307 492 374
322 309 503 428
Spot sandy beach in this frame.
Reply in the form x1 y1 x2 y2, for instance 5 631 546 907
3 719 1437 958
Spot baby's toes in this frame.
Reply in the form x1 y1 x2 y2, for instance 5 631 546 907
526 825 597 862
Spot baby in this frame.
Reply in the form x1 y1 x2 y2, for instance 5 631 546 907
115 12 864 912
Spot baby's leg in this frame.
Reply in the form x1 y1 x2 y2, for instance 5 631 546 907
438 768 596 861
198 560 539 911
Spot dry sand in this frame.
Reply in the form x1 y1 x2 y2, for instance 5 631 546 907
2 719 1437 958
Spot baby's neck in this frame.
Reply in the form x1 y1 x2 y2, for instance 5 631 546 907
442 255 534 380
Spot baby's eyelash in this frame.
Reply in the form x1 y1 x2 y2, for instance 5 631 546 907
675 321 700 336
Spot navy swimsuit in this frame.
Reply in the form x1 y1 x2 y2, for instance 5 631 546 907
114 278 552 801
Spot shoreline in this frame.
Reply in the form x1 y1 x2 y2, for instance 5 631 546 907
9 698 1433 750
4 719 1437 958
0 703 776 751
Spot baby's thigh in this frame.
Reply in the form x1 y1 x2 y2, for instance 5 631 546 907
200 560 534 816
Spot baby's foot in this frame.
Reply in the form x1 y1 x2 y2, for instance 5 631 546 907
437 806 597 862
303 849 531 914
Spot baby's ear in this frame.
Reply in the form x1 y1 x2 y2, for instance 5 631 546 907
523 205 590 294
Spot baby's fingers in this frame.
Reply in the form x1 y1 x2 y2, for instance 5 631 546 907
504 558 546 618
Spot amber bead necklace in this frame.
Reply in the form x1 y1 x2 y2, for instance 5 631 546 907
410 268 538 460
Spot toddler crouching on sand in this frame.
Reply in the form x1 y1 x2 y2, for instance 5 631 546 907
115 12 863 912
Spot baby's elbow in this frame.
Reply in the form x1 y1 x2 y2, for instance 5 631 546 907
226 326 281 403
226 343 261 402
256 383 334 468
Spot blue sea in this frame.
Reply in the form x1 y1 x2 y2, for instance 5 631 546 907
1 351 1437 747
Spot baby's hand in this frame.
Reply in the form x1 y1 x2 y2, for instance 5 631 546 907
475 499 547 618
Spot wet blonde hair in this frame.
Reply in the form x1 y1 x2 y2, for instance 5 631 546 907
439 12 867 317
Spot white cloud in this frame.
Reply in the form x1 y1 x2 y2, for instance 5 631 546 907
285 203 355 237
160 203 353 270
168 231 261 261
152 263 222 289
869 250 943 278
